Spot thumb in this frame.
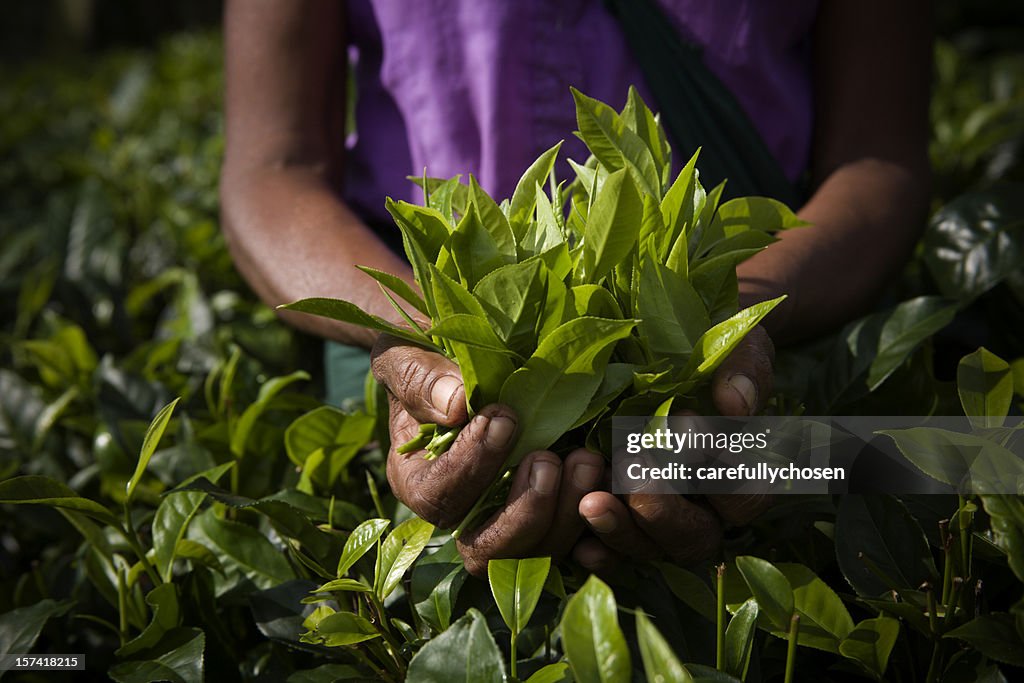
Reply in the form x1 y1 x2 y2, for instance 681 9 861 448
371 334 468 426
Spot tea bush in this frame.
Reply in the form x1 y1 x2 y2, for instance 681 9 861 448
2 29 1024 683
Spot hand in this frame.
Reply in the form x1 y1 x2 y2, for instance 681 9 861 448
574 327 776 572
371 335 606 576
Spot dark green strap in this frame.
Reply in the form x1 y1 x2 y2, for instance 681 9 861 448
604 0 802 207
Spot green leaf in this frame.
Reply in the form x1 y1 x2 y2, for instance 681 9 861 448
711 196 807 238
173 539 225 575
426 315 519 356
430 267 516 409
451 202 512 288
279 297 437 349
571 87 660 198
683 297 785 381
945 614 1024 667
108 627 205 683
621 85 672 189
839 617 900 679
356 265 428 316
406 608 508 683
286 664 364 683
468 175 517 256
473 259 546 356
655 562 717 622
835 495 937 597
523 663 571 683
230 371 309 458
412 538 468 632
152 462 234 582
284 406 375 487
375 517 434 600
866 297 958 390
982 496 1024 582
499 317 636 465
958 347 1013 427
310 578 372 595
509 142 563 238
879 428 1024 493
735 556 793 632
561 575 630 683
579 169 643 284
0 475 120 527
0 599 72 658
775 563 854 653
923 187 1024 302
337 518 389 576
190 510 294 589
638 258 709 358
308 610 381 647
724 599 758 680
126 398 180 502
636 609 693 683
386 199 451 261
116 584 181 657
661 149 703 243
487 557 550 637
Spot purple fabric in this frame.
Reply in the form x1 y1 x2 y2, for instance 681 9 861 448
343 0 818 227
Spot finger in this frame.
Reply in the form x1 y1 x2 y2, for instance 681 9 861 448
579 491 662 561
386 404 517 528
706 493 774 527
626 494 723 565
711 325 775 416
537 449 605 557
371 334 468 426
457 451 563 576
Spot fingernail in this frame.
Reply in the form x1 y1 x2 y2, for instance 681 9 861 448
430 375 462 415
530 460 560 495
727 374 757 415
485 416 516 448
586 511 617 534
572 463 602 490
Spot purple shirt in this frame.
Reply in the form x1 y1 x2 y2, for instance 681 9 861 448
343 0 818 227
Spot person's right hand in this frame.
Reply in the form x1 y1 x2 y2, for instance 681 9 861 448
371 335 605 576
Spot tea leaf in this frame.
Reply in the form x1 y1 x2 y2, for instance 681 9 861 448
406 608 507 682
636 609 692 683
375 517 434 600
945 614 1024 667
839 617 900 678
724 599 759 679
561 575 630 683
735 556 793 631
638 258 708 358
356 265 428 316
579 169 643 284
835 495 937 597
487 557 550 637
279 297 437 349
509 142 563 238
499 317 636 465
126 397 180 503
108 628 205 683
866 297 958 390
958 347 1013 427
0 475 120 527
683 297 785 381
337 518 389 577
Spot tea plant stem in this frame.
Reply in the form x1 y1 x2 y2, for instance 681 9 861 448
925 585 944 683
716 563 726 671
939 520 952 604
350 646 396 683
121 510 161 587
510 630 519 680
74 614 121 638
368 592 407 676
366 471 386 519
452 469 512 539
957 496 973 581
367 640 404 681
783 613 800 683
116 565 128 647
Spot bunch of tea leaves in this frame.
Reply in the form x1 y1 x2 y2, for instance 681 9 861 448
282 88 799 534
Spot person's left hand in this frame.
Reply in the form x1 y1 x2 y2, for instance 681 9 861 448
573 327 776 572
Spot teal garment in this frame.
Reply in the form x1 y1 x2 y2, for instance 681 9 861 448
325 340 372 407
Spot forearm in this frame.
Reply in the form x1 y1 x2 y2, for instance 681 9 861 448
738 158 930 344
220 165 414 348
